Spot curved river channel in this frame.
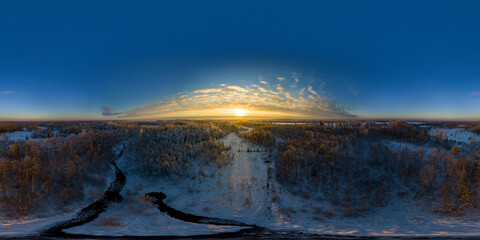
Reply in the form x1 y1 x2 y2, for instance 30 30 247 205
40 144 276 239
39 144 351 239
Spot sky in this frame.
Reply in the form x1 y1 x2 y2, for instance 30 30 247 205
1 0 480 120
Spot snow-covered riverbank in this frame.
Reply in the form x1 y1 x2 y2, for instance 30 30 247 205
7 129 480 238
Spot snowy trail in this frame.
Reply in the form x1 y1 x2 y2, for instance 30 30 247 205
134 130 267 231
138 130 273 227
54 135 263 238
215 131 272 225
8 131 480 238
60 131 272 238
54 131 331 238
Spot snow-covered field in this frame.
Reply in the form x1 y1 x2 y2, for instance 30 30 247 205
429 127 480 144
261 128 480 237
5 128 480 238
65 200 247 236
272 122 309 125
0 147 118 237
5 130 32 141
76 129 480 237
0 211 78 237
383 140 435 155
135 129 480 237
103 131 273 236
159 132 271 225
3 130 47 142
266 196 480 237
64 137 253 236
0 182 117 238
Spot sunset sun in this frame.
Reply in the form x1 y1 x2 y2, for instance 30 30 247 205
234 108 247 117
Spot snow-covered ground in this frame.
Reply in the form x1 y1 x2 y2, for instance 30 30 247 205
260 130 480 237
0 144 119 237
65 198 247 236
107 131 273 235
383 140 435 155
156 132 271 225
8 130 480 237
0 176 117 239
95 131 480 237
64 138 252 236
272 122 309 125
5 130 32 141
265 195 480 237
155 130 480 237
3 130 47 142
429 127 480 144
407 121 425 125
0 212 78 237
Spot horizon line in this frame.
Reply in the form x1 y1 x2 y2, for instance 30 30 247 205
1 117 480 122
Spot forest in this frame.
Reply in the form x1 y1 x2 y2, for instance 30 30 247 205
1 120 480 222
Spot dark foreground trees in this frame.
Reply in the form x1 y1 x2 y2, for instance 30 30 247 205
0 122 124 217
244 121 480 216
2 120 480 219
124 121 233 179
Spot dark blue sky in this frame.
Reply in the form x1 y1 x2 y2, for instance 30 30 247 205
1 0 480 120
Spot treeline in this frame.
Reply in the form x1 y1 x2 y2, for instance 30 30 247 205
0 120 244 218
243 126 276 147
464 122 480 135
3 119 479 219
0 122 24 133
0 122 125 217
125 121 234 180
244 120 480 216
366 121 430 144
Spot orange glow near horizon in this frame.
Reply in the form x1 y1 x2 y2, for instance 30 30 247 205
110 82 356 120
120 107 312 120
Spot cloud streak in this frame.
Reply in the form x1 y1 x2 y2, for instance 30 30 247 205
0 91 15 95
107 76 355 119
102 106 122 116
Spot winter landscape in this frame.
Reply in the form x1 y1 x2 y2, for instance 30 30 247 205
1 120 480 239
2 0 480 239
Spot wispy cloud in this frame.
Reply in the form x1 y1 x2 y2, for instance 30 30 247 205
307 86 319 97
193 88 224 94
226 86 248 92
0 91 15 95
112 76 355 119
102 106 122 116
470 91 480 96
